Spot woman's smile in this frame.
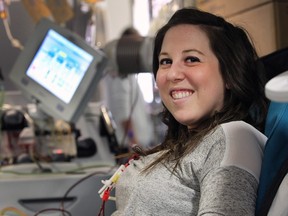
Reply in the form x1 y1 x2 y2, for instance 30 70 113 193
171 89 193 100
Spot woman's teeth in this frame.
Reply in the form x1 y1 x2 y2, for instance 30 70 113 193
171 91 192 99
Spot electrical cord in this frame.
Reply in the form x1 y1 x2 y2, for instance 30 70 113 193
0 206 28 216
30 166 115 216
60 167 116 216
33 208 71 216
0 164 115 215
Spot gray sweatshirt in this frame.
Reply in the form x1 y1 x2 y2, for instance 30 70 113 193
112 121 267 216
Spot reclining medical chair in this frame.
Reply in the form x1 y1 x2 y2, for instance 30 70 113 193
256 48 288 216
256 101 288 216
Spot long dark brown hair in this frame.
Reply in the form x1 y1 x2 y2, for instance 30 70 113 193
140 7 268 172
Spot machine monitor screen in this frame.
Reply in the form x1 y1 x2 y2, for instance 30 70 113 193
26 29 93 104
9 18 107 123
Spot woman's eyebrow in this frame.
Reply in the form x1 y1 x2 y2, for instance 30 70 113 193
183 49 204 55
159 49 204 57
159 52 169 57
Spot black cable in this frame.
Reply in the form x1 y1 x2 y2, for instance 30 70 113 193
32 166 115 216
60 167 116 216
34 208 71 216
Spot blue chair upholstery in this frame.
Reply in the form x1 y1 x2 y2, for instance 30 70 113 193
256 102 288 216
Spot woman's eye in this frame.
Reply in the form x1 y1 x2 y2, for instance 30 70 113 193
159 58 172 65
186 56 200 63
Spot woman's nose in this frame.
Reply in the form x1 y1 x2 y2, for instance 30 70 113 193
166 62 185 81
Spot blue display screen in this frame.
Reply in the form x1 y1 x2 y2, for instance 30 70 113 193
26 29 94 104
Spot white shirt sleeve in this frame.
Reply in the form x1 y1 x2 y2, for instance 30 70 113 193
221 121 267 181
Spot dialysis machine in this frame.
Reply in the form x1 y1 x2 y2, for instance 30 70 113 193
0 17 154 215
0 18 119 216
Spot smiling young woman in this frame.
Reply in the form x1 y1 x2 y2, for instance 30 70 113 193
156 24 225 128
110 7 268 216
